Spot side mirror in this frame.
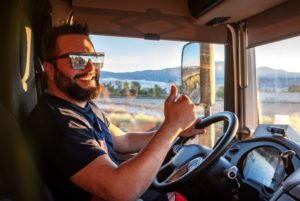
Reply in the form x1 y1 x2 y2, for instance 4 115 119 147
181 43 201 104
181 42 215 106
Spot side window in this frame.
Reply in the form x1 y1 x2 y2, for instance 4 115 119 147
91 36 225 146
212 44 225 115
255 36 300 140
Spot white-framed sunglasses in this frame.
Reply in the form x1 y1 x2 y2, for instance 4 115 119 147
48 52 105 69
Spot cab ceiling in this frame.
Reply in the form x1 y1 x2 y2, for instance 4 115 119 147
51 0 287 43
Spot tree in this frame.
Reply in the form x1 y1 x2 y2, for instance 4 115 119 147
122 81 130 96
115 80 123 91
152 84 166 98
216 86 224 99
288 85 300 92
131 81 141 96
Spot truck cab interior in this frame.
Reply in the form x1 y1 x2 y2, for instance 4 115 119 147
1 0 300 200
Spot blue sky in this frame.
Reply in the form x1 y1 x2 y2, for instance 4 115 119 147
91 35 186 72
255 36 300 72
91 35 300 73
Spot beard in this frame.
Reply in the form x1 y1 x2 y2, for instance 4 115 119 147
54 68 101 102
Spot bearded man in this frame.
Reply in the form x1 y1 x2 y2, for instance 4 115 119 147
26 24 205 201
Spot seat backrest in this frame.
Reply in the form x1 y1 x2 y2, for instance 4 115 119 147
0 104 45 201
0 5 37 124
0 2 51 200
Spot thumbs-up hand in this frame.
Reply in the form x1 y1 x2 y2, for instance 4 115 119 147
163 85 197 137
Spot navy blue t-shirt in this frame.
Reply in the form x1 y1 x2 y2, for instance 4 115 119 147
26 94 119 201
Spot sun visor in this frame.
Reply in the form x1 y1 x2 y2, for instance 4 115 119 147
247 0 300 48
72 6 227 43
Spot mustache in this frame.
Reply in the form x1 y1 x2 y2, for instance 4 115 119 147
74 72 98 79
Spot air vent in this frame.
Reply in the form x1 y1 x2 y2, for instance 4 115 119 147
188 0 224 18
144 33 160 41
206 17 230 27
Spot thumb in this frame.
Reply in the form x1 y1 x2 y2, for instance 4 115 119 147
166 85 178 103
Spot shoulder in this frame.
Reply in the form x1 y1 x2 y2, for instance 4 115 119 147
28 94 67 123
27 94 90 129
27 94 54 125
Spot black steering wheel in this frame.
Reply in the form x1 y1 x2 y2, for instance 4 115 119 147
153 111 238 189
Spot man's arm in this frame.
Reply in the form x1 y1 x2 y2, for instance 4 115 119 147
110 119 205 154
71 122 181 201
70 85 197 201
109 124 155 154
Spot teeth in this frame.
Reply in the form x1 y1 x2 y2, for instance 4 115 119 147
80 78 92 81
78 75 95 81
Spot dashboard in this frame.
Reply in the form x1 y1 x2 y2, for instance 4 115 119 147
242 147 285 191
221 127 300 201
162 124 300 201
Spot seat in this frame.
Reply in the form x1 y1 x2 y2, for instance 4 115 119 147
0 2 52 200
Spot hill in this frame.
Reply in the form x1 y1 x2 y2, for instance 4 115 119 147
257 66 300 78
101 67 180 83
257 67 300 90
101 62 225 84
101 64 300 90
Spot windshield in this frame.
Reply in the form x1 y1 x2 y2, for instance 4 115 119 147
255 36 300 137
91 35 185 131
91 35 225 147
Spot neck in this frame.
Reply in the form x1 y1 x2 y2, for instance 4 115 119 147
48 87 87 108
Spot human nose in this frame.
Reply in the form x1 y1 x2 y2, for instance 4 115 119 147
85 60 96 71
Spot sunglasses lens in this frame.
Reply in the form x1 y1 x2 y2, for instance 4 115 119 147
69 54 104 69
89 56 104 68
69 55 86 70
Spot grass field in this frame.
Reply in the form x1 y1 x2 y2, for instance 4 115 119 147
96 96 300 145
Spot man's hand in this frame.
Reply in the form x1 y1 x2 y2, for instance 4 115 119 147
179 119 206 138
163 85 197 138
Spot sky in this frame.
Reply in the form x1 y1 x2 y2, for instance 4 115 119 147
91 34 300 73
91 35 186 72
255 36 300 72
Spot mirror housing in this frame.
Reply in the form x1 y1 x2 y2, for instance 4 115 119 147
181 43 201 104
181 42 215 106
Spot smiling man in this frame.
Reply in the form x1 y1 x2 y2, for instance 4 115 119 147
26 24 205 201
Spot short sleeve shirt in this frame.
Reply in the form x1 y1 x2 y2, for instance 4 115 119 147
26 94 119 201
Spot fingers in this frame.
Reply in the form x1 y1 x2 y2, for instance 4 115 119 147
193 118 206 133
194 119 206 135
166 85 178 103
178 118 207 137
164 85 197 135
166 85 194 105
175 94 192 104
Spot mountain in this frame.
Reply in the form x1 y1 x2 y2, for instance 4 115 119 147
257 67 300 78
101 62 225 84
101 67 180 83
101 64 300 90
257 67 300 90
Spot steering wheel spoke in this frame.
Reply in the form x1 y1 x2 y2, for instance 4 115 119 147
158 155 205 184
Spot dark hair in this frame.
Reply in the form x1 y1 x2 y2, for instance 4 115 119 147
42 23 90 61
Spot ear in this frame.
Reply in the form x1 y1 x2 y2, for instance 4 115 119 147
44 61 55 80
